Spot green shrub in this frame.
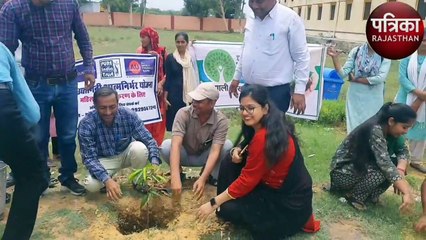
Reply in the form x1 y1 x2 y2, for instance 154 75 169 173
318 100 346 126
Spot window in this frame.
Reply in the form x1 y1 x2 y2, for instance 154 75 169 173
363 2 372 20
318 5 323 20
298 7 301 16
345 3 352 20
307 6 311 20
330 4 336 20
418 0 426 20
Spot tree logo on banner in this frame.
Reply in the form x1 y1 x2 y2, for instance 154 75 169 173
203 49 236 82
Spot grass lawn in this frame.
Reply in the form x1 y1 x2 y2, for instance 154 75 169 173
1 26 423 239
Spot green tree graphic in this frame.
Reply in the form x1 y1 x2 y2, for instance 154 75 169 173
203 49 236 82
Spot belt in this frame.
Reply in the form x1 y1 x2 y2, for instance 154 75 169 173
25 71 77 85
0 83 10 90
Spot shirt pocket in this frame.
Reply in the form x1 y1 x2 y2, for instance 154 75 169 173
262 29 286 56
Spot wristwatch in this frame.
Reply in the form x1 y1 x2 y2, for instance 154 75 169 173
210 197 217 207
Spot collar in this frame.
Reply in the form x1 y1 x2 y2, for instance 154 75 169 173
268 2 279 19
190 106 216 125
255 2 278 20
95 107 122 128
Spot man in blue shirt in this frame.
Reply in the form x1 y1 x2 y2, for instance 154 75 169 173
0 0 95 195
78 87 160 201
0 42 49 239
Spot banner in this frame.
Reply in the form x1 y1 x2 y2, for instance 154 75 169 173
75 54 161 124
192 41 326 120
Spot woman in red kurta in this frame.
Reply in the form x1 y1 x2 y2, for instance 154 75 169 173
197 85 319 240
136 27 166 145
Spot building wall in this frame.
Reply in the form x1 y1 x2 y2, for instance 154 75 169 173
142 14 172 30
280 0 423 42
82 13 241 32
174 16 200 31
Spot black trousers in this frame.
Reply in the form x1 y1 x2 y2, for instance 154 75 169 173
0 88 49 240
245 83 291 113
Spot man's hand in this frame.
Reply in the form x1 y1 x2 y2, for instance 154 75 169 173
229 80 239 98
415 215 426 232
193 177 206 200
105 179 122 201
291 93 306 115
84 73 96 90
171 175 182 196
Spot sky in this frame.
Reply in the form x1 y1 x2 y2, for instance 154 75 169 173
146 0 252 15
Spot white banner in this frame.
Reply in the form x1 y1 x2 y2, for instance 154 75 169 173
75 54 161 124
192 41 326 120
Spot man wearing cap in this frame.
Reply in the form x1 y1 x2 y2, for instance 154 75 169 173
161 83 232 199
78 87 160 201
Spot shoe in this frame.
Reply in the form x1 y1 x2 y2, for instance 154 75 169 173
48 178 59 188
62 178 86 196
410 163 426 173
6 173 15 188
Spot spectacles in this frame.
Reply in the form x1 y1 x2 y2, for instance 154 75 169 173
238 105 261 115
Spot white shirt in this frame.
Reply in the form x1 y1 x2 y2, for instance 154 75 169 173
234 3 310 94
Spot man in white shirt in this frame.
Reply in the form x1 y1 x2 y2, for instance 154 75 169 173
229 0 310 114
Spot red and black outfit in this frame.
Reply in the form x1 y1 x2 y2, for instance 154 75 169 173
136 27 167 146
217 128 319 239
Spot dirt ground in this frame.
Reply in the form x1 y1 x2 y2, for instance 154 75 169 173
1 164 425 239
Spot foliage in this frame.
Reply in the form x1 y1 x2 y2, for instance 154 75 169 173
318 100 346 126
183 0 244 19
101 0 138 13
128 164 170 207
211 0 245 19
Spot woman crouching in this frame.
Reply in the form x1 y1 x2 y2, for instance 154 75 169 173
197 84 318 239
330 102 416 211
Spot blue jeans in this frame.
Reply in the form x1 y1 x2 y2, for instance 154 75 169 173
26 77 78 183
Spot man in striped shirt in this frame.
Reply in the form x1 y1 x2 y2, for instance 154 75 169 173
0 0 95 195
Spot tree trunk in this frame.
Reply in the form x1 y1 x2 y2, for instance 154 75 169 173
107 4 112 25
218 0 228 32
129 3 133 26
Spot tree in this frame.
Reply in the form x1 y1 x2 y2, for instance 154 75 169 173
183 0 213 18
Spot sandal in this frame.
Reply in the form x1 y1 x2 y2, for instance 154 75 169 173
345 195 367 211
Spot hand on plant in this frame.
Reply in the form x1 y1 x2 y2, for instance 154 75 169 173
415 215 426 232
193 178 206 200
196 201 216 222
105 179 122 201
171 175 182 196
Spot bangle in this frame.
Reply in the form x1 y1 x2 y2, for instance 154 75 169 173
229 147 237 157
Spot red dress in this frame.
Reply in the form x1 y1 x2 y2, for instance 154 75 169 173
136 27 167 146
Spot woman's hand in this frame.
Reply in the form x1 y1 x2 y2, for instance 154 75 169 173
148 50 158 55
197 202 216 222
415 215 426 232
327 47 340 58
231 147 243 164
399 193 414 214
